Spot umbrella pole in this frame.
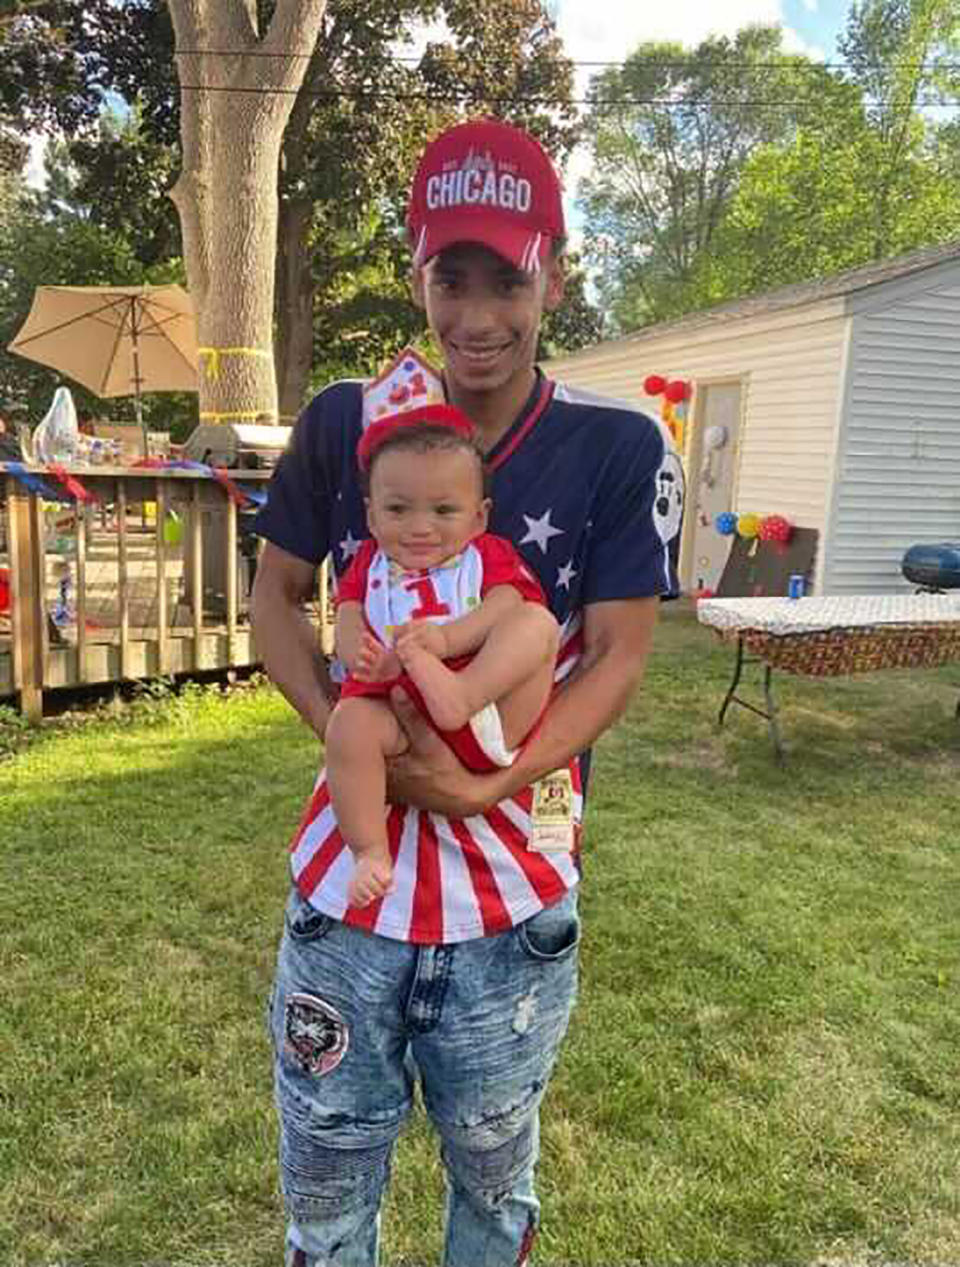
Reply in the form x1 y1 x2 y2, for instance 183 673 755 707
130 296 148 454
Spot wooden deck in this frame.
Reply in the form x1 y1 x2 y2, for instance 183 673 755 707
1 466 331 718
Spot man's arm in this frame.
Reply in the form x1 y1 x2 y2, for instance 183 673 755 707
251 541 337 741
386 595 659 816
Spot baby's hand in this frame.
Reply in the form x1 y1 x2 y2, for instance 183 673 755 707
354 632 402 682
395 620 448 659
348 853 394 908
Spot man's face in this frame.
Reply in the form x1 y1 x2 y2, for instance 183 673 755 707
411 242 564 399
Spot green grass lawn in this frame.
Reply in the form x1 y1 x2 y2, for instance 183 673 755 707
2 602 958 1266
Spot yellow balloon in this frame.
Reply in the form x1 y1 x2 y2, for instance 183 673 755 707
738 512 761 539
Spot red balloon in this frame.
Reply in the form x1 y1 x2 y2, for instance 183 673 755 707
759 514 793 544
643 374 667 395
664 379 689 403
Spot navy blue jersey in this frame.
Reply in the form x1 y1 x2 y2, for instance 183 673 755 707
254 371 683 621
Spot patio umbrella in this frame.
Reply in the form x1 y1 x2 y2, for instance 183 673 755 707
7 284 199 440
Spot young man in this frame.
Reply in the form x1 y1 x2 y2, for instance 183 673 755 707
251 118 683 1267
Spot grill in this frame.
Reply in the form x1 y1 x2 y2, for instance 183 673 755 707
183 422 291 470
901 542 960 591
181 423 289 618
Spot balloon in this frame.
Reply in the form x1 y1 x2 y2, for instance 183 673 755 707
643 374 667 395
759 514 794 545
664 379 690 404
714 511 738 535
737 512 761 539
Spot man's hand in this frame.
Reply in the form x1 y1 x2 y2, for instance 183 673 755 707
385 687 506 817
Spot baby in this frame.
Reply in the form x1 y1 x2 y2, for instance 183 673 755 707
324 403 560 907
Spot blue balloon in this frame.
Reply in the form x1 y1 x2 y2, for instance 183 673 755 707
715 511 738 536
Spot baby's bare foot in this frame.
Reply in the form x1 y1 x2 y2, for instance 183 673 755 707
355 633 401 683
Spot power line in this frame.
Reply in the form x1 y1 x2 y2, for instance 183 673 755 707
171 80 960 110
172 46 960 73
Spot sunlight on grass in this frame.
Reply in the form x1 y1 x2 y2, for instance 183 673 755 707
2 611 959 1264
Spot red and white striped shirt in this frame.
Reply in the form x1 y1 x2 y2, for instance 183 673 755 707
289 612 584 944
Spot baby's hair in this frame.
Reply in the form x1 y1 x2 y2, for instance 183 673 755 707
361 421 490 497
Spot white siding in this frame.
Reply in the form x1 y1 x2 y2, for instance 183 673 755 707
546 302 849 590
825 282 960 594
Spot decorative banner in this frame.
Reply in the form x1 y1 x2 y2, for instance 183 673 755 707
211 465 253 506
3 462 64 500
6 455 267 512
47 463 98 504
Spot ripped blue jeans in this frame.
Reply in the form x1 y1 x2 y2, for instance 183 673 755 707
268 885 580 1267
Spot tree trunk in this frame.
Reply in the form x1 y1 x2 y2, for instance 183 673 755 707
165 0 327 425
275 195 316 421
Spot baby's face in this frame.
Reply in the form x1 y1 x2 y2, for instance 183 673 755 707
366 445 489 572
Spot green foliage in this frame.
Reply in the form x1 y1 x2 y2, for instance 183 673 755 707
538 250 605 357
0 2 124 136
68 105 182 269
579 4 960 333
694 0 960 305
578 26 800 330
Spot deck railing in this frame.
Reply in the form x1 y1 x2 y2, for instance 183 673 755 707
0 466 332 720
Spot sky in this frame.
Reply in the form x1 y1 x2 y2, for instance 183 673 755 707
550 0 852 241
553 0 849 69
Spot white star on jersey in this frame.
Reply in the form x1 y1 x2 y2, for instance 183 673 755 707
557 560 577 590
520 509 564 554
339 530 362 563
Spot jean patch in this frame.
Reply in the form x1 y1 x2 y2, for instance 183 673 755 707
284 992 349 1076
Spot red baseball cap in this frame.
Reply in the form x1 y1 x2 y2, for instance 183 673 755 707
407 118 565 274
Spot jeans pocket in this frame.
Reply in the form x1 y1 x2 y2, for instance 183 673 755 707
517 893 581 963
285 888 335 943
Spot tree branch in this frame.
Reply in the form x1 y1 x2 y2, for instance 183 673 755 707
263 0 328 79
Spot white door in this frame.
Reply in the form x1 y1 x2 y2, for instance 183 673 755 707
684 381 743 593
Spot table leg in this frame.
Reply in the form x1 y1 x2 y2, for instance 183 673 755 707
718 635 745 726
717 638 786 761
